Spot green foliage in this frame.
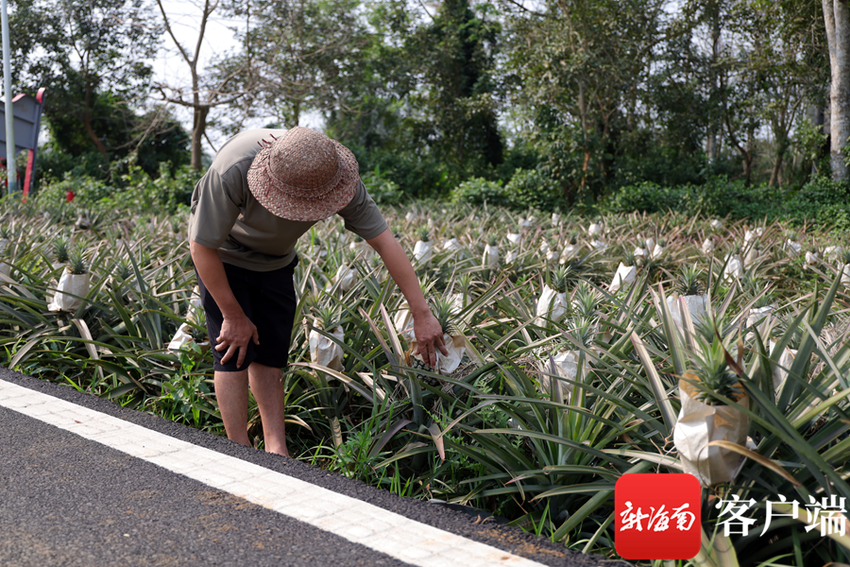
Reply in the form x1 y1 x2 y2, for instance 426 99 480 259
360 167 403 206
601 181 683 214
449 177 507 207
34 160 196 215
504 168 561 212
600 175 850 229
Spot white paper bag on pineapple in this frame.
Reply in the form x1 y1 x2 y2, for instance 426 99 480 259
442 238 463 252
168 322 194 352
702 238 715 255
507 233 522 245
591 239 607 252
537 350 577 400
651 242 665 259
785 240 801 256
746 304 774 329
744 227 764 244
768 340 798 391
842 264 850 288
723 255 744 281
349 240 375 261
409 332 467 374
186 286 203 324
48 270 91 312
824 245 845 262
393 305 416 343
674 379 750 487
483 244 499 269
505 250 518 264
333 264 358 293
405 211 416 222
535 284 568 326
666 293 707 332
609 263 636 293
413 240 433 264
309 325 345 371
805 250 819 266
587 223 603 236
744 245 763 267
560 245 578 263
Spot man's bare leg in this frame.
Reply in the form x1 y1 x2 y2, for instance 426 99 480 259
248 362 289 457
214 370 251 447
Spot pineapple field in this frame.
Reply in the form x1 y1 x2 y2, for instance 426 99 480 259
0 196 849 566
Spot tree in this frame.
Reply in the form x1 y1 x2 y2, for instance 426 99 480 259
822 0 850 180
10 0 162 160
502 0 667 203
153 0 247 170
406 0 503 181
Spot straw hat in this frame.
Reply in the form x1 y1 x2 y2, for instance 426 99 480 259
247 127 359 222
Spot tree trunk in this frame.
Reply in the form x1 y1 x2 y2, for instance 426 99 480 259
823 0 850 180
83 77 108 158
191 106 209 170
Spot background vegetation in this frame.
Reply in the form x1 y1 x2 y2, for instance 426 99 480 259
3 0 848 213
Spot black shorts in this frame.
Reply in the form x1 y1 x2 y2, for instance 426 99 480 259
196 257 298 372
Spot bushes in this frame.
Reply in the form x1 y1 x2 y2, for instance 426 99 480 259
599 175 850 229
504 168 562 211
449 177 509 207
601 181 684 214
448 169 564 211
34 161 197 215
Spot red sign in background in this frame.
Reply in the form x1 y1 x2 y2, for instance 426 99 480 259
615 473 702 560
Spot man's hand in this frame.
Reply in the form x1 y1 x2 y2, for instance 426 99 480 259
413 310 448 368
215 313 260 368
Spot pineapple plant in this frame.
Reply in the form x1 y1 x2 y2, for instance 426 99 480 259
572 281 598 319
48 248 91 312
676 265 705 296
404 296 460 387
53 237 71 265
686 337 744 405
67 249 88 275
674 335 750 486
309 305 345 371
413 228 433 264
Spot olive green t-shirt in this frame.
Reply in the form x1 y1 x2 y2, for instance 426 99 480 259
188 128 388 271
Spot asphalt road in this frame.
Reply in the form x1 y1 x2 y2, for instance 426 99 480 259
0 366 628 567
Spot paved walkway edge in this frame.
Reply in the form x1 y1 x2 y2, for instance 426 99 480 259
0 377 552 567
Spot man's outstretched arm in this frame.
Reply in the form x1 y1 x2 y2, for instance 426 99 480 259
366 228 448 367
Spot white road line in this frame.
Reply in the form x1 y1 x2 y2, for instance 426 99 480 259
0 379 550 567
